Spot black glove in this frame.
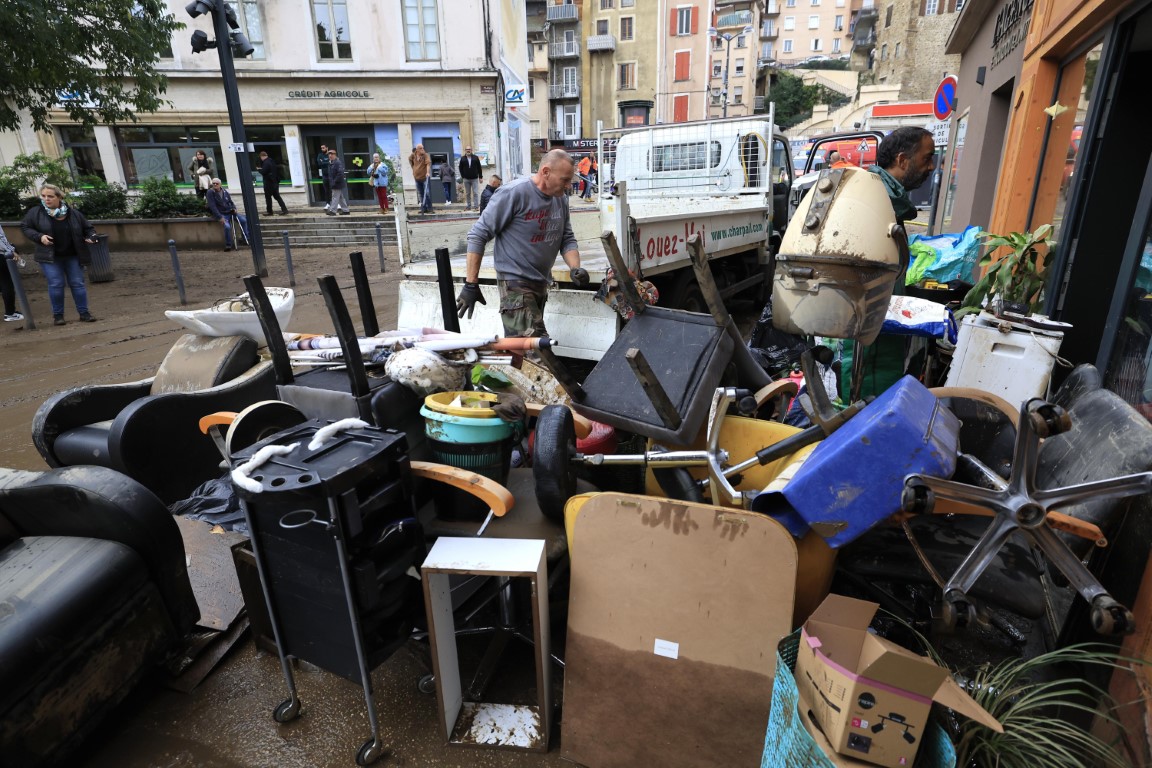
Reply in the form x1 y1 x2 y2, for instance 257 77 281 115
570 267 590 288
456 281 487 319
492 394 527 423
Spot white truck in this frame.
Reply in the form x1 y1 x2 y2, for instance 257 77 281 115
397 112 793 360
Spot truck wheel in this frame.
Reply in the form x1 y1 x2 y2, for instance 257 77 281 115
671 272 707 314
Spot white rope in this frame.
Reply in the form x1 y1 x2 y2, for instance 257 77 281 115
308 418 370 451
231 443 299 493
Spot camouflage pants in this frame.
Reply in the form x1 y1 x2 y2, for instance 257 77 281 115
497 279 549 337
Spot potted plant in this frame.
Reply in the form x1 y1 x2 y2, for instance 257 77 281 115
957 224 1056 319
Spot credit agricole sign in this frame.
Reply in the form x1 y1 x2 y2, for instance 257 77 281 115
287 90 372 99
990 0 1033 69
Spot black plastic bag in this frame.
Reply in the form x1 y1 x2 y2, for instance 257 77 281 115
747 302 811 380
170 474 247 534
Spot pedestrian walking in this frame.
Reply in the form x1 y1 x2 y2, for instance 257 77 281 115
478 174 502 215
409 144 433 214
316 144 331 208
258 151 289 215
440 157 456 204
205 179 250 251
460 146 483 210
457 151 588 337
368 153 391 213
1 225 24 323
20 184 100 326
326 150 351 215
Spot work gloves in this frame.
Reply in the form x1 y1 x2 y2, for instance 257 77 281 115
570 267 590 288
456 281 486 319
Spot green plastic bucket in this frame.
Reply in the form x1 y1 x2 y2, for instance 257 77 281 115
420 404 515 444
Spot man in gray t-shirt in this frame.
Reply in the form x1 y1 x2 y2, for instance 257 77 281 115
456 149 590 337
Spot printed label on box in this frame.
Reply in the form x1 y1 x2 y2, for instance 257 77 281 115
653 638 679 659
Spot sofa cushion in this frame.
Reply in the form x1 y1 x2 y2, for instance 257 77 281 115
0 536 149 713
51 421 115 467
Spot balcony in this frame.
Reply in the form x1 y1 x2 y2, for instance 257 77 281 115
586 34 616 52
765 0 780 13
716 9 754 28
761 23 778 39
549 82 581 99
546 4 579 22
549 41 580 58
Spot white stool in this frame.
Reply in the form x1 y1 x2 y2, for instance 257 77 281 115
421 537 551 751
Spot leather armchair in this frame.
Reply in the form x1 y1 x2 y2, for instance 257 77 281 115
32 333 277 504
0 465 199 766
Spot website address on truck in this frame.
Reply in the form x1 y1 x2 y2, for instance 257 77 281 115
710 222 765 242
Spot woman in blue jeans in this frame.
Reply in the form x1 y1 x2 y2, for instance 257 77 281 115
20 184 99 326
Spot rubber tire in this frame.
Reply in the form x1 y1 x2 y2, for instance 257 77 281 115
671 271 707 314
533 405 578 523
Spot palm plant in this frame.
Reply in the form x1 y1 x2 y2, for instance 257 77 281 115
957 224 1056 319
951 643 1140 768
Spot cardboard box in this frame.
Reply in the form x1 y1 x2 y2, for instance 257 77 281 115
795 595 1002 768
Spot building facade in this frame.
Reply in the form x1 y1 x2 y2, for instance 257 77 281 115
0 0 530 207
773 0 855 66
868 0 962 99
708 0 767 119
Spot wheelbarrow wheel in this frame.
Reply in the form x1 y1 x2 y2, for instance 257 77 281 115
533 405 578 523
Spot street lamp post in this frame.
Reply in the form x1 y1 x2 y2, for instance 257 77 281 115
709 25 754 119
187 0 267 277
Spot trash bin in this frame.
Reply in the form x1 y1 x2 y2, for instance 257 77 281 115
86 233 114 283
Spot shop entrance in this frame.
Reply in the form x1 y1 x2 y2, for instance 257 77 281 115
304 128 376 206
423 137 455 205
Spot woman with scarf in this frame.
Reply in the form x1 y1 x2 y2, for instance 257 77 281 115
187 150 216 199
21 184 99 326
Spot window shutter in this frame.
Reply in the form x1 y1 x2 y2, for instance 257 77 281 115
919 0 927 15
691 7 699 34
675 51 691 80
946 0 956 12
670 8 678 35
674 95 689 122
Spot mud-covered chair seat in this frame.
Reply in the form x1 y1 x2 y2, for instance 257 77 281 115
32 333 277 504
0 465 200 767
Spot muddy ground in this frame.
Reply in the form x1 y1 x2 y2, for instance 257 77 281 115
0 244 403 472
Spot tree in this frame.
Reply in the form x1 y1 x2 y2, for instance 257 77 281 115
771 72 848 131
1 1 182 133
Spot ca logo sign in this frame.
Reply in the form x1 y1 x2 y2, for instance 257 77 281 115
506 88 525 104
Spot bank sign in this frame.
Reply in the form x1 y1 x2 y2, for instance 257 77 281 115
505 86 526 105
991 0 1033 69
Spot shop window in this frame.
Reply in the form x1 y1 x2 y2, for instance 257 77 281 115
620 16 634 40
402 0 440 62
226 0 265 59
114 125 225 189
314 0 353 60
59 127 105 182
246 127 292 186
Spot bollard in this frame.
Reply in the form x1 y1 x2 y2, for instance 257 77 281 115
281 231 296 287
167 240 187 305
375 222 386 274
6 257 35 330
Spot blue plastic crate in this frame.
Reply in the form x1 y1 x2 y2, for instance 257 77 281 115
752 376 960 548
762 631 956 768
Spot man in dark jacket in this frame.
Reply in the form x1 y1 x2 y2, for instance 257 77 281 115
316 144 331 209
206 179 249 251
478 174 502 215
258 151 289 215
326 150 350 215
459 146 483 210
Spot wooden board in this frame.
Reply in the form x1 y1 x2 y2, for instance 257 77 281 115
561 493 799 768
175 516 248 632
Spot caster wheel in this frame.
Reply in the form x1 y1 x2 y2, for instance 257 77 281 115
1025 401 1071 438
1091 595 1136 636
942 592 973 631
653 466 705 503
273 697 301 723
418 673 436 694
356 737 386 766
901 482 934 514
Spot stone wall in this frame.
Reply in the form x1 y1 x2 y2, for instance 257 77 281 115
873 0 961 101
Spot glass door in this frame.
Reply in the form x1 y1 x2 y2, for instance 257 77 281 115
338 135 374 203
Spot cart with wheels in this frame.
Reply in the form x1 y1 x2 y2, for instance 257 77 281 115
230 418 425 766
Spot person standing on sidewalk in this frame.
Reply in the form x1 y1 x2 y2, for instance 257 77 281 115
205 179 250 251
316 144 331 209
20 184 100 326
1 225 24 323
258 151 289 216
459 146 483 210
409 144 433 214
478 174 502 215
368 153 391 213
457 150 589 337
326 150 350 215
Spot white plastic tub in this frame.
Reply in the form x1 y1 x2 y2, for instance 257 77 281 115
944 312 1066 407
